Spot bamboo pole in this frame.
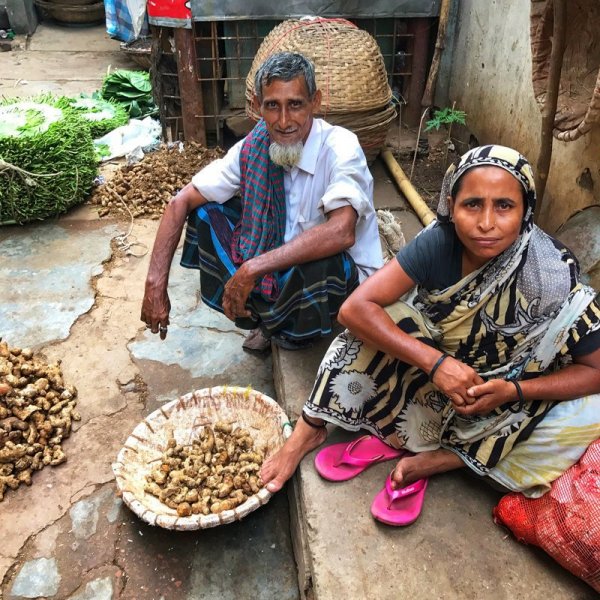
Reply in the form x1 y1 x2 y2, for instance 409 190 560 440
381 150 436 226
534 0 567 222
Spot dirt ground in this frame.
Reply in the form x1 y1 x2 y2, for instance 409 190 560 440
396 142 452 211
384 124 454 212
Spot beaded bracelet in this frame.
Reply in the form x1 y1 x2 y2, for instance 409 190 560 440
508 380 525 413
429 352 450 383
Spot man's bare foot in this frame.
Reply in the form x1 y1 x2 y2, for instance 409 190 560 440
261 415 328 492
390 449 464 489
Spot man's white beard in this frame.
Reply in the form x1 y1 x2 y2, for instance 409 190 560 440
269 141 304 169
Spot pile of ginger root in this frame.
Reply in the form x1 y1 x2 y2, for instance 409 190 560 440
0 339 80 501
145 421 265 518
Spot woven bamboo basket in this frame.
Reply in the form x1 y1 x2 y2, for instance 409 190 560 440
327 103 397 163
34 0 105 24
120 39 152 70
112 386 292 530
245 18 392 117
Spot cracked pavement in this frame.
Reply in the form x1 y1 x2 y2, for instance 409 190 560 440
0 205 298 599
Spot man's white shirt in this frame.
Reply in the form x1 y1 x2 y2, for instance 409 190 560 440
191 118 383 281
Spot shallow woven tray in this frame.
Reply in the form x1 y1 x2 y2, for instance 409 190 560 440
113 386 292 530
246 17 391 117
120 39 152 70
34 0 105 24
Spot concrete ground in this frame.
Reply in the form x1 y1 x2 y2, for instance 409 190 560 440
0 24 298 600
0 20 595 600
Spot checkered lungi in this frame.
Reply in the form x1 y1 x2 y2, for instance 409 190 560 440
180 198 359 341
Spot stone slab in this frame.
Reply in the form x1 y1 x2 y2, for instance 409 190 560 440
0 212 295 600
0 219 118 348
0 79 105 99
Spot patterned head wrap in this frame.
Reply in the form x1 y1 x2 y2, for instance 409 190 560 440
437 145 536 234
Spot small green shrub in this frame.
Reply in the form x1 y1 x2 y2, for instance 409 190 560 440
425 107 467 131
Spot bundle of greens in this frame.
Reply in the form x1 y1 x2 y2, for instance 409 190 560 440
101 70 157 118
0 98 97 225
58 95 129 138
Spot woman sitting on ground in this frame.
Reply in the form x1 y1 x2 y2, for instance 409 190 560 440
261 145 600 503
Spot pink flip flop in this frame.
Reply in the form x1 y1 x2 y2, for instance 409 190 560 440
370 473 428 526
314 435 405 482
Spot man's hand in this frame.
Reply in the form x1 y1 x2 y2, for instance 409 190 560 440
453 379 517 416
141 283 171 340
140 183 208 340
222 262 257 320
431 355 485 408
219 205 357 321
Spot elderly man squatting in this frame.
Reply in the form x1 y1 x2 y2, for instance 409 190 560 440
141 51 383 350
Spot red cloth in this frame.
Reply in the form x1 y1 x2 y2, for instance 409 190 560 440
493 438 600 592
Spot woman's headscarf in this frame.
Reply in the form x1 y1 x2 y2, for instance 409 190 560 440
411 145 599 378
437 144 535 233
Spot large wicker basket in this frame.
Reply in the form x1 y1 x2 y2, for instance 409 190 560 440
112 386 292 530
327 104 397 163
245 17 392 117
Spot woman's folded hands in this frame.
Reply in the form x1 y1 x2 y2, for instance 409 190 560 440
431 356 516 415
458 379 518 415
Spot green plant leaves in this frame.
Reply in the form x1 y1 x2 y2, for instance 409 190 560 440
0 99 97 225
101 70 157 118
425 107 467 131
57 95 129 138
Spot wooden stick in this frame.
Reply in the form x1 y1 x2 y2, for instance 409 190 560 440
422 0 453 108
381 150 436 226
174 27 207 145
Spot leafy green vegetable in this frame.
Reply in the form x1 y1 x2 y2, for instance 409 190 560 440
0 98 97 225
425 107 467 131
57 95 129 138
94 143 111 161
0 102 63 138
101 70 157 118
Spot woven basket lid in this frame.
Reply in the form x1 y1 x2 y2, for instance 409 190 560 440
112 386 292 530
246 17 392 118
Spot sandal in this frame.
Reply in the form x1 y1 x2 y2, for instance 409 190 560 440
314 435 406 482
370 472 428 526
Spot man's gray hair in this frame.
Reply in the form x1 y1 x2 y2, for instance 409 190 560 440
254 52 317 101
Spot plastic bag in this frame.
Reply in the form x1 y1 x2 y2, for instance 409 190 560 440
94 117 161 162
493 439 600 592
105 0 149 43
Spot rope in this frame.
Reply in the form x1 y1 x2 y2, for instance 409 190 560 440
104 183 148 257
0 158 61 182
410 108 430 182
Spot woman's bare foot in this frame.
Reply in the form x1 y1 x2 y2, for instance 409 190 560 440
261 415 328 492
390 449 464 489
